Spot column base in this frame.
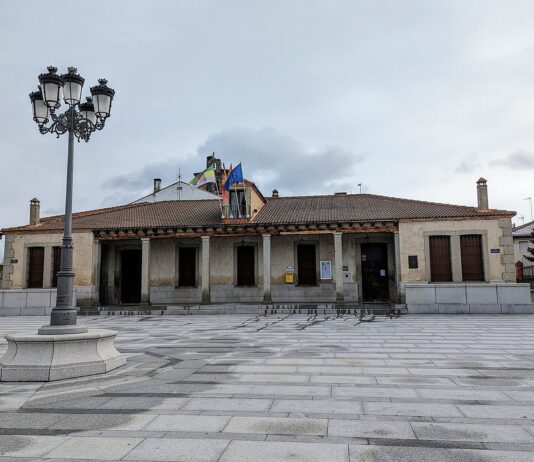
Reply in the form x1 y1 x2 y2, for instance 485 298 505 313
38 325 88 335
0 329 125 382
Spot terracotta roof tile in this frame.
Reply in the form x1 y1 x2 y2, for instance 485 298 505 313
1 194 515 234
252 194 515 225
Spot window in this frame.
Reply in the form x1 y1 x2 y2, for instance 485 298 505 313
178 247 196 287
230 190 247 218
52 246 61 288
460 234 484 281
297 244 317 285
429 236 452 282
27 247 45 288
236 246 255 286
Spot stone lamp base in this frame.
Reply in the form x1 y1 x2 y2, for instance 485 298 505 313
0 329 125 382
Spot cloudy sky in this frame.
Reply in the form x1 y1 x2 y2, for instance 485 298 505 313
2 0 534 258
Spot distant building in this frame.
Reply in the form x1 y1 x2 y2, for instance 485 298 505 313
132 178 217 204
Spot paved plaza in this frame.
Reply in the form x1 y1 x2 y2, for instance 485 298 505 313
1 314 534 461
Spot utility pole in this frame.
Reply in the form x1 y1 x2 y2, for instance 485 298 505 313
524 197 533 221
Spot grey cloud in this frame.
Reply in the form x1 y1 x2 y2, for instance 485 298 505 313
455 154 481 174
491 150 534 170
101 156 197 205
101 127 364 203
197 127 365 196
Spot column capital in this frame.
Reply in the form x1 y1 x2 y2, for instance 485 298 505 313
262 233 271 238
141 237 151 243
201 235 210 241
333 231 343 237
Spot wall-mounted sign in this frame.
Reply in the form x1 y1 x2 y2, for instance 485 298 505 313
10 259 18 264
320 260 332 279
408 255 418 269
342 265 349 272
490 248 501 254
379 269 386 277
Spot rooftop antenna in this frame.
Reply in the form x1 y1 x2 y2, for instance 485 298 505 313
524 197 533 221
357 183 362 194
177 168 182 200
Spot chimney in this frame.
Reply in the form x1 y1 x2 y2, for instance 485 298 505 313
272 189 279 198
29 198 40 225
153 178 161 194
476 177 488 209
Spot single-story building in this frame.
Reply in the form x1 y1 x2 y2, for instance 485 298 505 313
1 177 532 314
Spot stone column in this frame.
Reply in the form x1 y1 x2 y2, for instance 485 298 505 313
93 239 101 305
262 234 271 302
333 232 344 302
201 236 211 303
394 231 401 301
451 235 462 282
107 245 116 305
141 238 151 304
43 246 53 289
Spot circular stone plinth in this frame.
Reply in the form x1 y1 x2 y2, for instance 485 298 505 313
0 329 126 382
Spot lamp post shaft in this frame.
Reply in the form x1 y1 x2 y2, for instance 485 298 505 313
50 109 77 326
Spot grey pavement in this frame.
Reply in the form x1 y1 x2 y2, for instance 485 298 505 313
1 314 534 460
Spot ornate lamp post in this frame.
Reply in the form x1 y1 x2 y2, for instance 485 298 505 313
30 66 115 334
0 67 123 382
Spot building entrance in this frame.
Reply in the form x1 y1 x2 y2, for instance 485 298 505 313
120 249 142 304
361 243 389 301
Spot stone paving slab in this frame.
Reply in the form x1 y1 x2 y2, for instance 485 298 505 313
1 314 534 461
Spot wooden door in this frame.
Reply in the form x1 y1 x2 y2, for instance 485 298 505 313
460 234 484 281
179 247 196 286
297 244 317 285
361 243 389 301
429 236 452 282
237 246 255 286
27 247 44 288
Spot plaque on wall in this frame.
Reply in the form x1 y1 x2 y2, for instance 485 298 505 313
320 260 332 279
408 255 418 269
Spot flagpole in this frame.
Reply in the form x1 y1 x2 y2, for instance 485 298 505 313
241 162 248 218
214 171 223 213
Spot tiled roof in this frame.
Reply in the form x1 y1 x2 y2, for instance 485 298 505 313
3 200 222 233
513 220 534 237
1 193 515 234
253 194 514 225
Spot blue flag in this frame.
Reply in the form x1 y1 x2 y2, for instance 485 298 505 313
223 163 244 190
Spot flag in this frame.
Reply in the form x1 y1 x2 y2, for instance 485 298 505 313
189 164 216 189
223 163 243 190
221 164 231 201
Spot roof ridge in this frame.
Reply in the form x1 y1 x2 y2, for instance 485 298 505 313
267 192 512 213
513 219 534 231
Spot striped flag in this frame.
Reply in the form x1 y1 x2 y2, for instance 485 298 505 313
189 165 216 189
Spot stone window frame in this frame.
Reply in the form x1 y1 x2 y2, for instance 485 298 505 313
175 242 200 288
233 241 259 287
423 230 489 283
22 243 55 289
293 238 321 287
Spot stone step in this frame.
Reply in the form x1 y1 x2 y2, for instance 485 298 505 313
79 303 406 316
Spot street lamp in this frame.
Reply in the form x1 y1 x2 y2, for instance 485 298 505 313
30 66 115 334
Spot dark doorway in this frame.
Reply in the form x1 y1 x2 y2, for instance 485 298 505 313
460 234 484 281
120 249 142 304
237 246 255 286
297 244 317 285
52 246 61 288
361 243 389 301
179 247 197 287
27 247 44 288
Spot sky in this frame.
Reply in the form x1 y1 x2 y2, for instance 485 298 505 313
1 0 534 260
